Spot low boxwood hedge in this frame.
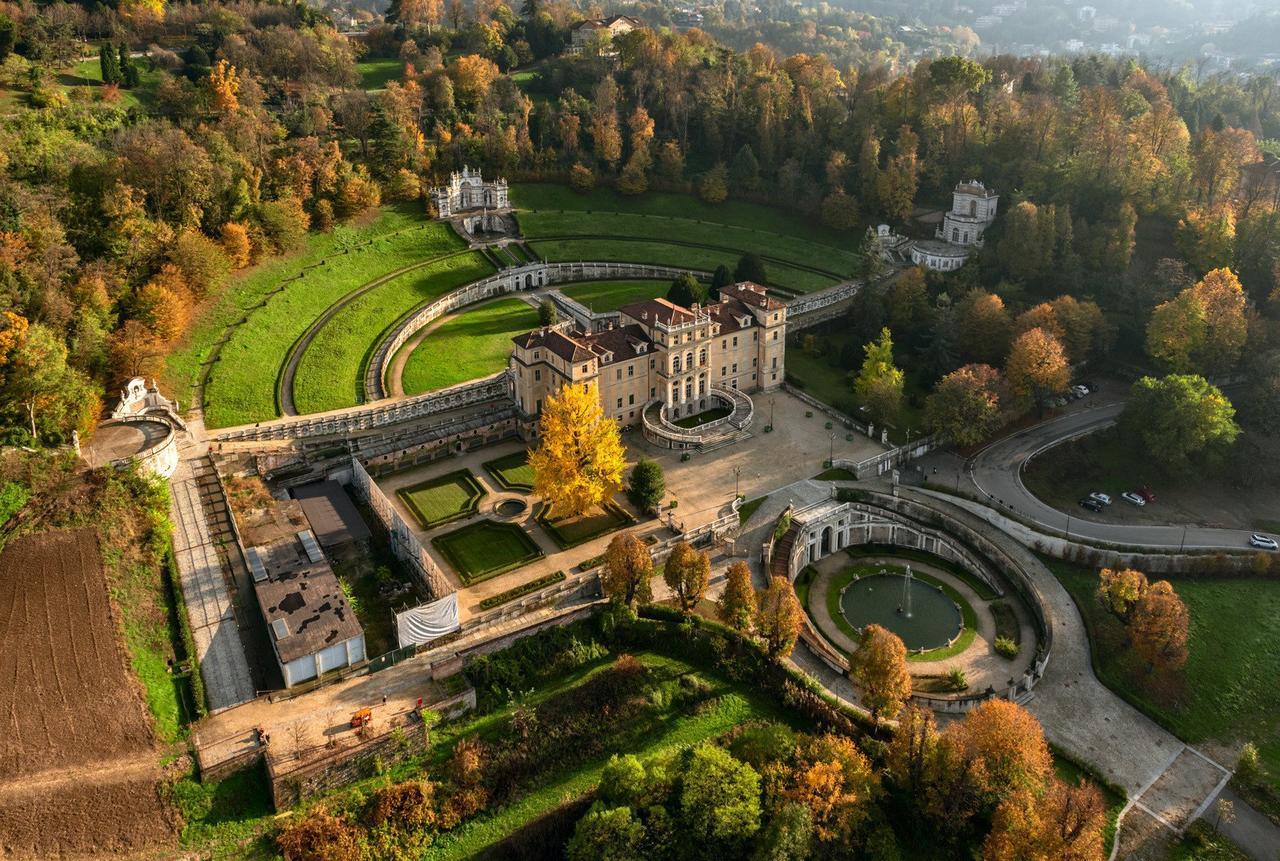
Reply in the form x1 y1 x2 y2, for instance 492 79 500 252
478 571 567 611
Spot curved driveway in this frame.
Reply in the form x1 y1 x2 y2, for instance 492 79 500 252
967 400 1258 552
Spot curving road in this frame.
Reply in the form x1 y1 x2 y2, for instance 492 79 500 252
966 400 1261 552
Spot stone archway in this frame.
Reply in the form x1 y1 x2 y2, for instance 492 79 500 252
821 526 832 556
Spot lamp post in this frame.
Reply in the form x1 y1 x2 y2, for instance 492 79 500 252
733 465 742 499
828 431 836 470
1180 523 1188 554
769 397 775 430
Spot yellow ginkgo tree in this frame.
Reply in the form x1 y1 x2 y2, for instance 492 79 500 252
530 382 626 518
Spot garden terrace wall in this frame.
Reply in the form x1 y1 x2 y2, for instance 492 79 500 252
211 374 513 443
370 261 713 399
350 456 454 601
266 687 476 810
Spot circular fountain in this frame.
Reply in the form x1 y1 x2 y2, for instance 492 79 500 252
839 566 964 652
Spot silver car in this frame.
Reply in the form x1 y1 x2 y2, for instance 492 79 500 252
1250 534 1279 551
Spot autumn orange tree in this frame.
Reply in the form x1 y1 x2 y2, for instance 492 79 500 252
717 561 757 632
983 778 1106 861
530 383 626 518
1004 327 1070 413
924 363 1007 446
662 540 710 613
849 623 911 723
1096 567 1149 619
951 699 1053 803
955 290 1013 365
783 733 879 844
1128 580 1190 673
754 576 802 658
1145 267 1248 375
601 532 654 609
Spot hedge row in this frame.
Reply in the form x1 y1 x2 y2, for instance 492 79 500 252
478 571 567 611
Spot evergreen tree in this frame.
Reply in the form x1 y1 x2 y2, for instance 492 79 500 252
710 264 732 299
667 273 706 307
120 43 139 88
729 144 760 192
100 42 121 86
735 253 768 285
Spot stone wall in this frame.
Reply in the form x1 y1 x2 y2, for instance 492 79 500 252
267 688 476 810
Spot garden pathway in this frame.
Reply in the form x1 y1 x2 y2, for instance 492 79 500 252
892 488 1280 860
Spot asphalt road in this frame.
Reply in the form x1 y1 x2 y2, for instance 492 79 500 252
965 400 1264 552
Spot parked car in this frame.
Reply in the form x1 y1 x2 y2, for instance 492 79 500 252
1137 485 1156 503
1121 491 1146 506
1078 498 1104 513
1071 384 1089 399
1249 534 1279 551
1080 381 1097 394
1088 492 1112 506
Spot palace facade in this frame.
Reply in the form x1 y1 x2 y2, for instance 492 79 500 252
910 180 999 271
510 282 786 429
428 167 509 218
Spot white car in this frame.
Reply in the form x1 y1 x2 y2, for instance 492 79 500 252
1071 384 1089 398
1250 534 1279 551
1121 492 1146 506
1088 492 1112 506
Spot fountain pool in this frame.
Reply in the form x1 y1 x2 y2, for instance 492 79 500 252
839 570 964 652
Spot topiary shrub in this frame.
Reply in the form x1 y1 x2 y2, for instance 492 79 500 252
993 637 1019 659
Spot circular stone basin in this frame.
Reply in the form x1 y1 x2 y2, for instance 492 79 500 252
495 499 528 517
839 572 963 652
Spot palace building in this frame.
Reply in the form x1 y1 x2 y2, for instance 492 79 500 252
910 180 999 271
509 283 786 441
428 167 509 218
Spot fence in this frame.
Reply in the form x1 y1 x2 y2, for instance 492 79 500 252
350 455 454 601
833 434 939 479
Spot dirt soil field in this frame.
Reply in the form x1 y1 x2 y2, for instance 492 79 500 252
0 530 175 858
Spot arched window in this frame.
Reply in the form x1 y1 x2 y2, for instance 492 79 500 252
673 355 682 373
969 200 977 216
952 228 960 242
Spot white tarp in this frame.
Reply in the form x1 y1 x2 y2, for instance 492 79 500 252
395 593 461 646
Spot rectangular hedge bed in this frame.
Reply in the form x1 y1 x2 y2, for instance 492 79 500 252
482 451 536 492
397 469 486 529
478 571 567 610
432 519 545 585
537 501 635 550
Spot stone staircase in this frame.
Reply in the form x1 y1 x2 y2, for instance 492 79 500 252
770 521 800 579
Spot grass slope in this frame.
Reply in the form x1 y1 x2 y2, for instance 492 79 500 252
356 58 403 90
785 338 925 442
1046 556 1280 783
167 205 449 426
291 251 494 414
528 237 833 293
400 297 541 395
520 209 862 277
560 279 671 312
511 184 858 250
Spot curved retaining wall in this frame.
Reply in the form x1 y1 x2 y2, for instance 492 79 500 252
784 487 1054 713
367 261 711 401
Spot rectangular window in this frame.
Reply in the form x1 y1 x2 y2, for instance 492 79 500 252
732 336 738 347
721 366 727 377
534 369 541 381
651 387 656 398
772 331 778 340
753 331 758 341
772 373 777 381
722 339 727 349
617 398 623 409
536 398 543 413
772 357 777 369
732 363 738 373
753 357 758 366
616 369 622 380
628 365 634 377
752 373 757 380
628 394 635 405
650 359 655 368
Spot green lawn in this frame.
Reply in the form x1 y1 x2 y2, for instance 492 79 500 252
423 652 789 860
399 297 541 395
170 206 457 427
291 251 495 414
537 502 633 549
356 58 403 90
785 338 926 442
560 279 671 312
511 184 859 251
1046 556 1280 784
738 495 767 526
432 519 544 584
519 209 862 278
1022 429 1155 509
483 451 535 492
527 238 835 294
673 406 731 428
397 469 485 529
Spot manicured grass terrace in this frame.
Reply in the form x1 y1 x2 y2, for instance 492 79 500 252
291 251 495 414
397 469 486 529
356 58 403 90
673 406 731 428
182 208 462 428
399 297 541 396
482 450 536 492
559 279 671 312
1045 555 1280 786
432 519 544 584
527 237 834 294
536 501 634 549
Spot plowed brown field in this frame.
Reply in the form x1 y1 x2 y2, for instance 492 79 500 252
0 530 175 858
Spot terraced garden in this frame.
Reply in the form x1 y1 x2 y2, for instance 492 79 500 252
398 297 541 396
397 469 486 529
559 279 670 312
513 184 862 294
290 251 495 415
186 210 466 428
432 519 544 584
